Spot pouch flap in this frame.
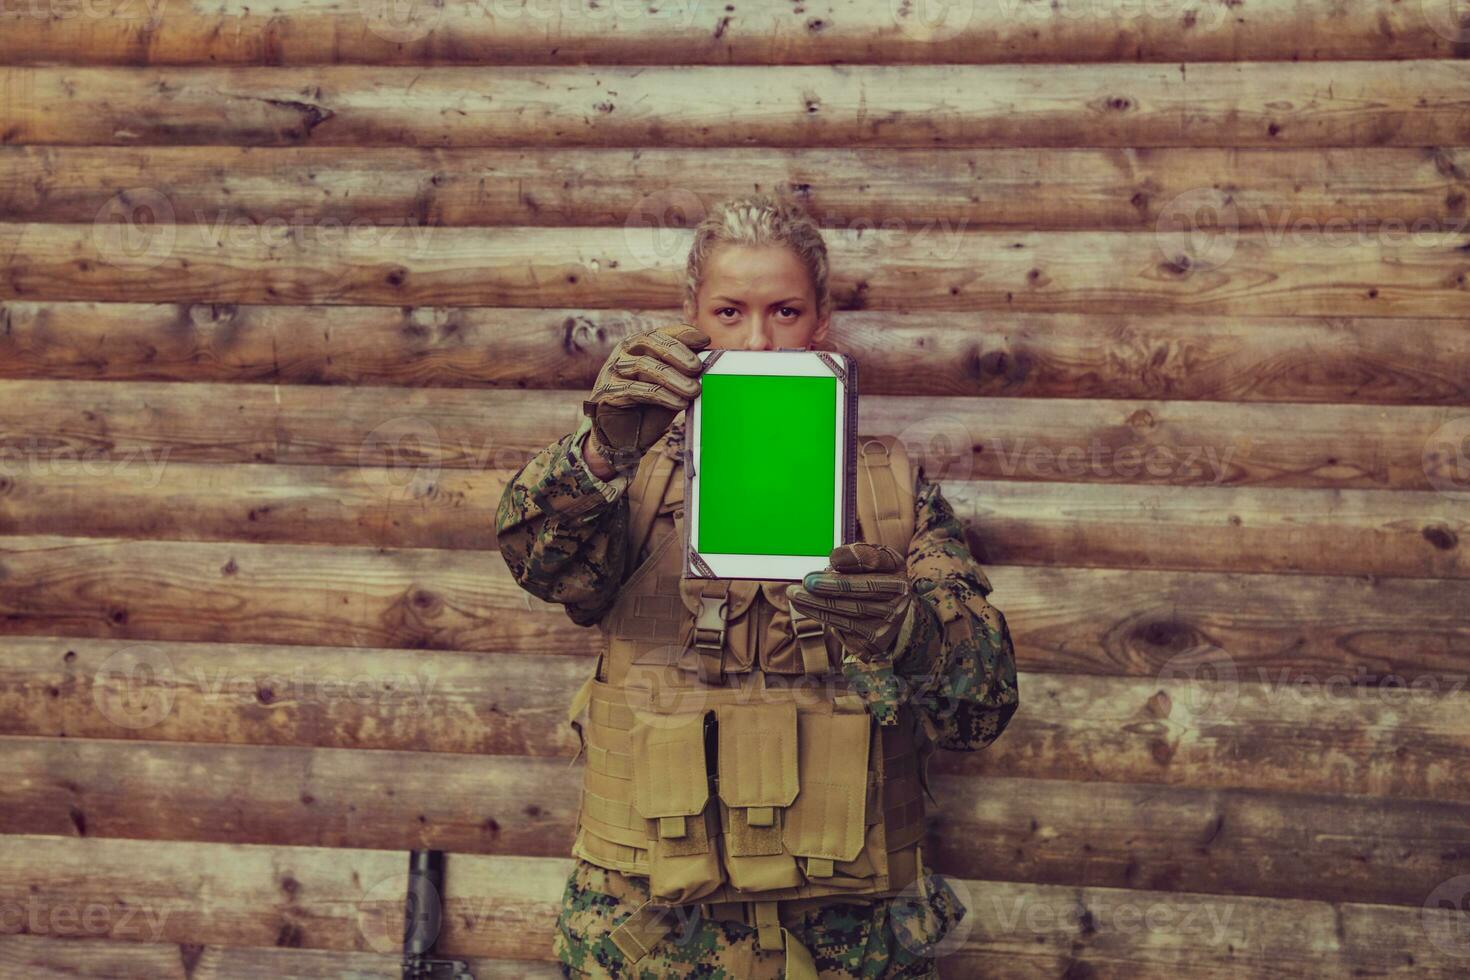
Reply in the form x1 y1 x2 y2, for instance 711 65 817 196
783 710 872 862
758 579 795 613
716 702 798 809
631 711 709 820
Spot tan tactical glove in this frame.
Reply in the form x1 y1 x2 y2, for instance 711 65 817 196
582 323 711 476
784 542 918 661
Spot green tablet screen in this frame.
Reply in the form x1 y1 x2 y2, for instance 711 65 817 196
696 373 837 557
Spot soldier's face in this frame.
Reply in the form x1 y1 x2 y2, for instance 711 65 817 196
685 244 831 351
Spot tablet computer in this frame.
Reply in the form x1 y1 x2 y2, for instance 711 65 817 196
682 349 858 581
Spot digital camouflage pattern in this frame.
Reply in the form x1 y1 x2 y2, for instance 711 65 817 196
553 858 966 979
839 474 1020 751
496 411 1020 977
495 413 635 628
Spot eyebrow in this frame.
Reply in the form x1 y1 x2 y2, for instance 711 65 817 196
711 296 805 305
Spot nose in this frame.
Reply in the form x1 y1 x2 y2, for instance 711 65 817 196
742 314 773 351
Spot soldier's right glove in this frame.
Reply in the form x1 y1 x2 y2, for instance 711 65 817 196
582 323 710 476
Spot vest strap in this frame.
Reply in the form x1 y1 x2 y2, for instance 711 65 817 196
607 899 677 965
788 603 831 675
754 900 782 951
565 652 602 766
754 901 822 979
857 437 910 555
627 448 678 564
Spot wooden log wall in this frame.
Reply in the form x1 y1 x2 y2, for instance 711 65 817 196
2 2 1469 976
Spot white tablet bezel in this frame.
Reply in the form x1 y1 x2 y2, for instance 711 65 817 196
683 349 855 581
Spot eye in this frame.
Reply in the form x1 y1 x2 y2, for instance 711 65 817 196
714 307 739 320
778 307 802 319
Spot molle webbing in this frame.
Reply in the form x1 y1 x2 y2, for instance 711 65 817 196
626 444 678 563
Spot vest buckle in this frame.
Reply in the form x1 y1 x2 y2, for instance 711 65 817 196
691 585 730 683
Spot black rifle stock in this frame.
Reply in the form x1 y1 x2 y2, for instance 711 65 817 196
403 849 475 980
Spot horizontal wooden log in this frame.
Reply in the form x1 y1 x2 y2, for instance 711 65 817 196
0 533 564 655
0 739 580 857
0 838 1462 976
0 455 507 552
0 933 560 979
0 381 1464 491
5 303 1470 408
0 0 1463 66
2 630 1468 806
0 639 591 757
2 535 1468 673
0 835 560 961
930 772 1470 909
5 223 1468 318
3 454 1465 578
2 634 1459 800
2 736 1463 909
958 480 1469 580
3 63 1468 148
4 146 1468 232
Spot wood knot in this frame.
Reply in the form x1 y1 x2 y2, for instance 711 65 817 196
1422 525 1458 550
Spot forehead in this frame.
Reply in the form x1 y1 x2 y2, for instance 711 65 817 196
700 244 813 300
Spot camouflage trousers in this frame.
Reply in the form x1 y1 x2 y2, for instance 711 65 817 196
553 858 966 979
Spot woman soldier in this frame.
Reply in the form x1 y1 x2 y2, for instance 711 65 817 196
496 192 1019 978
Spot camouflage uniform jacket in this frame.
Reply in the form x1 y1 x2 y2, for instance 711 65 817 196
496 411 1021 978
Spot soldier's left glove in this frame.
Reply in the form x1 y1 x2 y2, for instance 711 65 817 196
784 542 919 661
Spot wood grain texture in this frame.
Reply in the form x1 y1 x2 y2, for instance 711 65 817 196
1 0 1464 66
0 838 1460 976
2 623 1468 809
4 303 1470 407
1 736 1464 908
6 222 1469 317
0 380 1464 490
4 10 1469 973
3 455 1465 578
4 145 1467 231
3 63 1469 148
0 933 560 979
3 536 1468 671
0 835 561 960
0 638 590 757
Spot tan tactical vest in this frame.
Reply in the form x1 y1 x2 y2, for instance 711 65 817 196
568 418 930 919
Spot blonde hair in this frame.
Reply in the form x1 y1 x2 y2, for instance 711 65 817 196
684 192 832 321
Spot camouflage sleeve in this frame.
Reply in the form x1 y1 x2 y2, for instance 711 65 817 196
494 413 632 627
840 471 1020 751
